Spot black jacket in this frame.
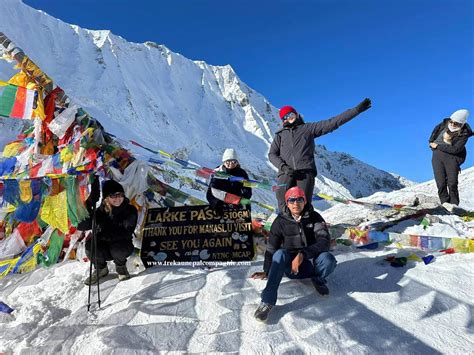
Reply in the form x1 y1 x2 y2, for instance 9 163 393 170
268 106 362 176
78 197 138 243
263 206 331 274
206 165 252 208
429 119 473 165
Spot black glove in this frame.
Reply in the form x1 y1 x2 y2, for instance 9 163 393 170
89 175 101 204
356 98 372 113
213 201 225 216
281 164 294 177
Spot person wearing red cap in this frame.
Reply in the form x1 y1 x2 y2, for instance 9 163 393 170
251 186 336 322
269 99 372 211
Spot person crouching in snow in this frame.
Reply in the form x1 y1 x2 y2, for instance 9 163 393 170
251 186 337 322
79 179 138 285
429 109 473 211
206 148 252 215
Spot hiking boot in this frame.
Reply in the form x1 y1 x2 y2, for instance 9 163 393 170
116 265 131 281
254 302 273 322
84 266 109 285
311 279 329 296
442 202 456 212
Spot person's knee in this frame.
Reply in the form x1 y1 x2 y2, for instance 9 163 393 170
110 242 134 259
318 252 337 270
272 249 289 264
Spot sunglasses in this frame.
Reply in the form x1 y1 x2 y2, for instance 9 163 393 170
282 112 296 121
224 159 238 164
287 197 305 204
450 120 463 127
109 192 125 198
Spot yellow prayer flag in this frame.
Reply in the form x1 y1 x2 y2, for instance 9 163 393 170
40 190 69 233
19 180 32 203
407 253 423 262
451 238 471 253
2 141 22 157
7 71 30 87
317 193 334 201
60 146 74 163
32 87 45 120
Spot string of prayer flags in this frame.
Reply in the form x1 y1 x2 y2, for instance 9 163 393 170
344 227 474 253
210 188 242 205
129 138 287 192
314 192 417 212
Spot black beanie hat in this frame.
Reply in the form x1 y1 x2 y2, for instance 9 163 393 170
102 180 124 198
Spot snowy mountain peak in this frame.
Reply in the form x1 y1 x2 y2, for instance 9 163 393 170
89 29 112 48
0 0 412 206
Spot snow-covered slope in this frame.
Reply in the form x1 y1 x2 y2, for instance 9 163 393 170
322 166 474 229
3 168 472 354
1 169 473 353
0 0 411 205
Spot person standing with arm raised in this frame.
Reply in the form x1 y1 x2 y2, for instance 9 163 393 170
268 98 372 211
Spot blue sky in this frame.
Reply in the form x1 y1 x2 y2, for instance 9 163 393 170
24 0 473 182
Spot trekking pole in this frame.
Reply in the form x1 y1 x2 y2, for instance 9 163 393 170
86 206 95 311
93 196 102 308
87 176 101 311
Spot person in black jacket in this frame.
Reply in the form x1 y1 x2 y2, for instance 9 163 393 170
429 109 472 210
251 186 337 322
80 179 138 285
206 148 252 214
269 99 372 211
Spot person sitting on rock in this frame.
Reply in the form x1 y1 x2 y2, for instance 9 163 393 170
251 186 337 322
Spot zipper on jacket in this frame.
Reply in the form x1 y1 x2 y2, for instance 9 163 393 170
290 128 296 169
298 222 308 247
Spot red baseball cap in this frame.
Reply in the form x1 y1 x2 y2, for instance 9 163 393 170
279 106 297 120
284 186 306 204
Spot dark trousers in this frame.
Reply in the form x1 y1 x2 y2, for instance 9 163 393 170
276 170 315 212
261 249 337 305
86 238 134 270
432 150 460 205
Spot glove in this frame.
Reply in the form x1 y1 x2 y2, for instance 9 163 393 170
356 98 372 113
211 200 225 216
281 164 294 177
89 175 101 204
